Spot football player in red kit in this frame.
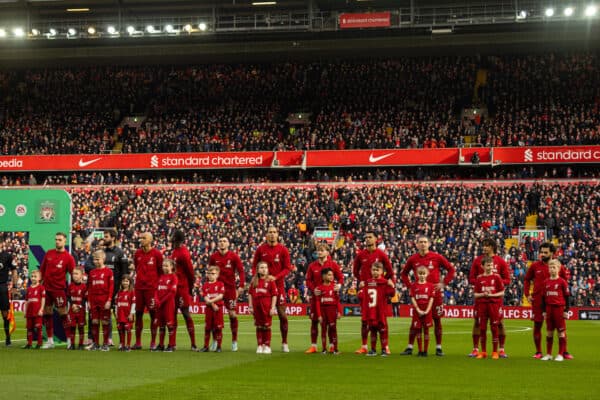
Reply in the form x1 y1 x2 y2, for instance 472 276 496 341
540 260 571 362
400 235 455 356
305 243 343 354
361 262 395 357
40 232 76 349
87 250 114 351
133 232 163 350
523 242 571 359
473 256 505 359
209 237 245 352
353 231 394 354
251 226 292 352
170 231 197 350
152 259 178 352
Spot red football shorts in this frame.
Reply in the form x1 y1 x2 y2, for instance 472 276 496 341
530 296 545 323
478 302 501 330
135 289 156 313
156 301 176 328
205 305 224 330
411 310 433 329
545 305 566 331
253 298 273 327
319 304 338 326
223 287 238 311
176 286 191 309
46 289 67 309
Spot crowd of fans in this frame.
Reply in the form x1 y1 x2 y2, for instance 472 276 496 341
2 53 599 155
7 182 599 308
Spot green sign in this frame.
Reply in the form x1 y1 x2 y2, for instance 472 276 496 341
0 189 71 273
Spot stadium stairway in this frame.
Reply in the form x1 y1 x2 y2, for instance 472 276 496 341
473 68 488 103
504 237 518 250
525 214 538 229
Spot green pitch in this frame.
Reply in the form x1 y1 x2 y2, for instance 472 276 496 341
2 315 599 400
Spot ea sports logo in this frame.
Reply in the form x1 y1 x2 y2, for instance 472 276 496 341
15 204 27 217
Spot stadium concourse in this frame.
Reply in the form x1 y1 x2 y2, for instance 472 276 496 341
1 52 600 156
4 180 599 311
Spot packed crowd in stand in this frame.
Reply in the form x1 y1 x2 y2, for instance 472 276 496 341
6 182 599 308
2 52 599 155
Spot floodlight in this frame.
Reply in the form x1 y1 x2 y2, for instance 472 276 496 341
585 5 597 16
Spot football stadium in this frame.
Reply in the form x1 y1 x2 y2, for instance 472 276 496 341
1 1 600 399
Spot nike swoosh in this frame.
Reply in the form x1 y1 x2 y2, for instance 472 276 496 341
78 158 103 167
368 153 395 163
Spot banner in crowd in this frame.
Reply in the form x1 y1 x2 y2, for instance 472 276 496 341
10 301 598 320
339 12 392 29
1 146 600 172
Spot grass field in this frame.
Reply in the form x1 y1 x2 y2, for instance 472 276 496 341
2 314 599 400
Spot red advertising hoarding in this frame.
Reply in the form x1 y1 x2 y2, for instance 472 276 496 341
1 146 600 172
494 146 600 164
339 12 391 29
10 301 598 320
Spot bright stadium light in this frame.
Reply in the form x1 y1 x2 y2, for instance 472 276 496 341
87 27 96 35
48 28 57 37
67 28 77 36
31 28 40 36
183 24 192 32
146 25 155 33
545 8 555 17
165 24 174 33
564 7 574 16
198 22 207 31
585 5 597 16
0 28 6 38
107 26 117 34
127 25 135 35
13 27 25 37
517 10 528 19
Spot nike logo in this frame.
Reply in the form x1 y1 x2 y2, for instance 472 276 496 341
78 158 103 167
368 153 395 163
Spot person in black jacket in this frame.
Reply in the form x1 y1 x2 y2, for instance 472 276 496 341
0 241 18 347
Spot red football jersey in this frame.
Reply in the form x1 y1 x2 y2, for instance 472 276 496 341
25 284 46 318
315 282 340 317
361 277 395 324
171 245 195 291
353 248 394 283
524 261 570 298
410 281 436 309
251 243 291 284
470 255 511 304
542 277 569 307
115 290 136 323
40 249 76 291
88 268 114 301
306 258 344 292
401 251 455 290
248 278 278 301
474 273 505 304
469 255 511 285
134 247 164 290
155 273 178 307
202 280 225 308
67 282 87 307
209 250 245 290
